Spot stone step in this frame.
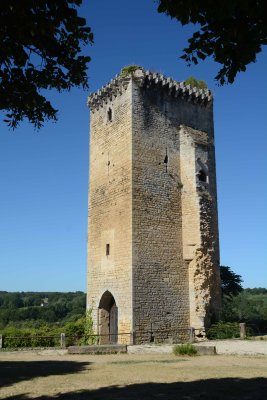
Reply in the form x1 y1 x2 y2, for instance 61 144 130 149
67 344 127 354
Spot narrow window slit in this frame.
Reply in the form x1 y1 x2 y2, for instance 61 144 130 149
106 243 110 256
107 108 112 122
164 148 168 172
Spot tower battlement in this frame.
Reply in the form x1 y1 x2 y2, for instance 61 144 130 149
88 68 212 111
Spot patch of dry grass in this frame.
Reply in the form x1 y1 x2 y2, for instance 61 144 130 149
0 352 267 399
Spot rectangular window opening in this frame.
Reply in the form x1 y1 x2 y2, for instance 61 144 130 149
106 243 110 256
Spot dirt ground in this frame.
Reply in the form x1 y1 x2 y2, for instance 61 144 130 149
0 352 267 399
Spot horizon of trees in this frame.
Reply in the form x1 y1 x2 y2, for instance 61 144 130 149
0 291 86 329
0 286 266 330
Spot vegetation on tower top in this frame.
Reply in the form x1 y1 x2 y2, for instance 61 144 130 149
184 76 208 90
120 65 143 77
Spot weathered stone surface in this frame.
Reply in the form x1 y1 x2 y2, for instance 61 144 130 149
195 345 216 355
87 67 221 345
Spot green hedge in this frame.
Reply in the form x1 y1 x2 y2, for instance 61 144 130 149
1 311 95 349
207 321 240 339
1 326 61 348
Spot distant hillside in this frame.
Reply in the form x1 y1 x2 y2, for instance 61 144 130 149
0 288 266 331
0 291 86 329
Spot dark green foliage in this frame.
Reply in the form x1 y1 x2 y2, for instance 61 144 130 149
0 291 86 329
0 0 93 128
207 321 240 339
220 287 267 335
245 288 267 295
218 267 267 334
222 290 267 322
65 317 85 337
157 0 267 84
81 309 96 345
64 312 96 346
1 308 95 349
184 76 207 89
220 266 243 296
173 343 197 356
1 325 61 348
64 317 85 346
0 292 94 349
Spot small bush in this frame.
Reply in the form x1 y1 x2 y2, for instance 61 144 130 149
173 343 197 356
80 309 96 345
120 65 141 77
207 321 240 340
65 317 85 346
184 76 208 89
65 309 96 346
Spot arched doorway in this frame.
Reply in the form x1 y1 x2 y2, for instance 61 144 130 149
98 291 118 344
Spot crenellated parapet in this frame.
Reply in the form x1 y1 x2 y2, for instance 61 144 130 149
87 68 212 111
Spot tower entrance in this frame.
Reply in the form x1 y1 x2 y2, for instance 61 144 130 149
98 291 118 344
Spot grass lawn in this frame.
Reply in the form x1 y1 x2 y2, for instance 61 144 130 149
0 352 267 399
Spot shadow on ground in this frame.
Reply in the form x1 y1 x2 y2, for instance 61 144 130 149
0 361 90 388
2 378 267 400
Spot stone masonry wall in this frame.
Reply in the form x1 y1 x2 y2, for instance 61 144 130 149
131 74 220 342
87 81 133 343
132 80 187 343
131 76 219 343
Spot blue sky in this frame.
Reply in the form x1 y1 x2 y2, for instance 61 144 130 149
0 0 266 291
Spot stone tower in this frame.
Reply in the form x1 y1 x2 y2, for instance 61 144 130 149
87 67 221 344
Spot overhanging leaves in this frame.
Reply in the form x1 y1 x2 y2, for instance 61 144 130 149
157 0 267 84
0 0 93 129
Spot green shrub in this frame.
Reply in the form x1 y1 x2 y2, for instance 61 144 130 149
173 343 197 356
207 321 240 339
0 310 96 348
65 317 86 346
184 76 208 89
1 326 61 348
65 309 96 346
80 309 96 345
120 65 141 77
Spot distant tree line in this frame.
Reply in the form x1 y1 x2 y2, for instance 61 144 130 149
221 288 267 332
0 291 86 329
1 269 266 337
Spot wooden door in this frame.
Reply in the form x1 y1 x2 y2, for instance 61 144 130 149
109 304 118 344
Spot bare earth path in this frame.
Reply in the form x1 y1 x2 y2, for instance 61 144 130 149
0 351 267 399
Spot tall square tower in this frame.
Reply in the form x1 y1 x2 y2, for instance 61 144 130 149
87 67 221 344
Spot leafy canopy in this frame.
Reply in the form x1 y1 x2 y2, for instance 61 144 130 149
220 265 243 296
157 0 267 84
0 0 93 129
